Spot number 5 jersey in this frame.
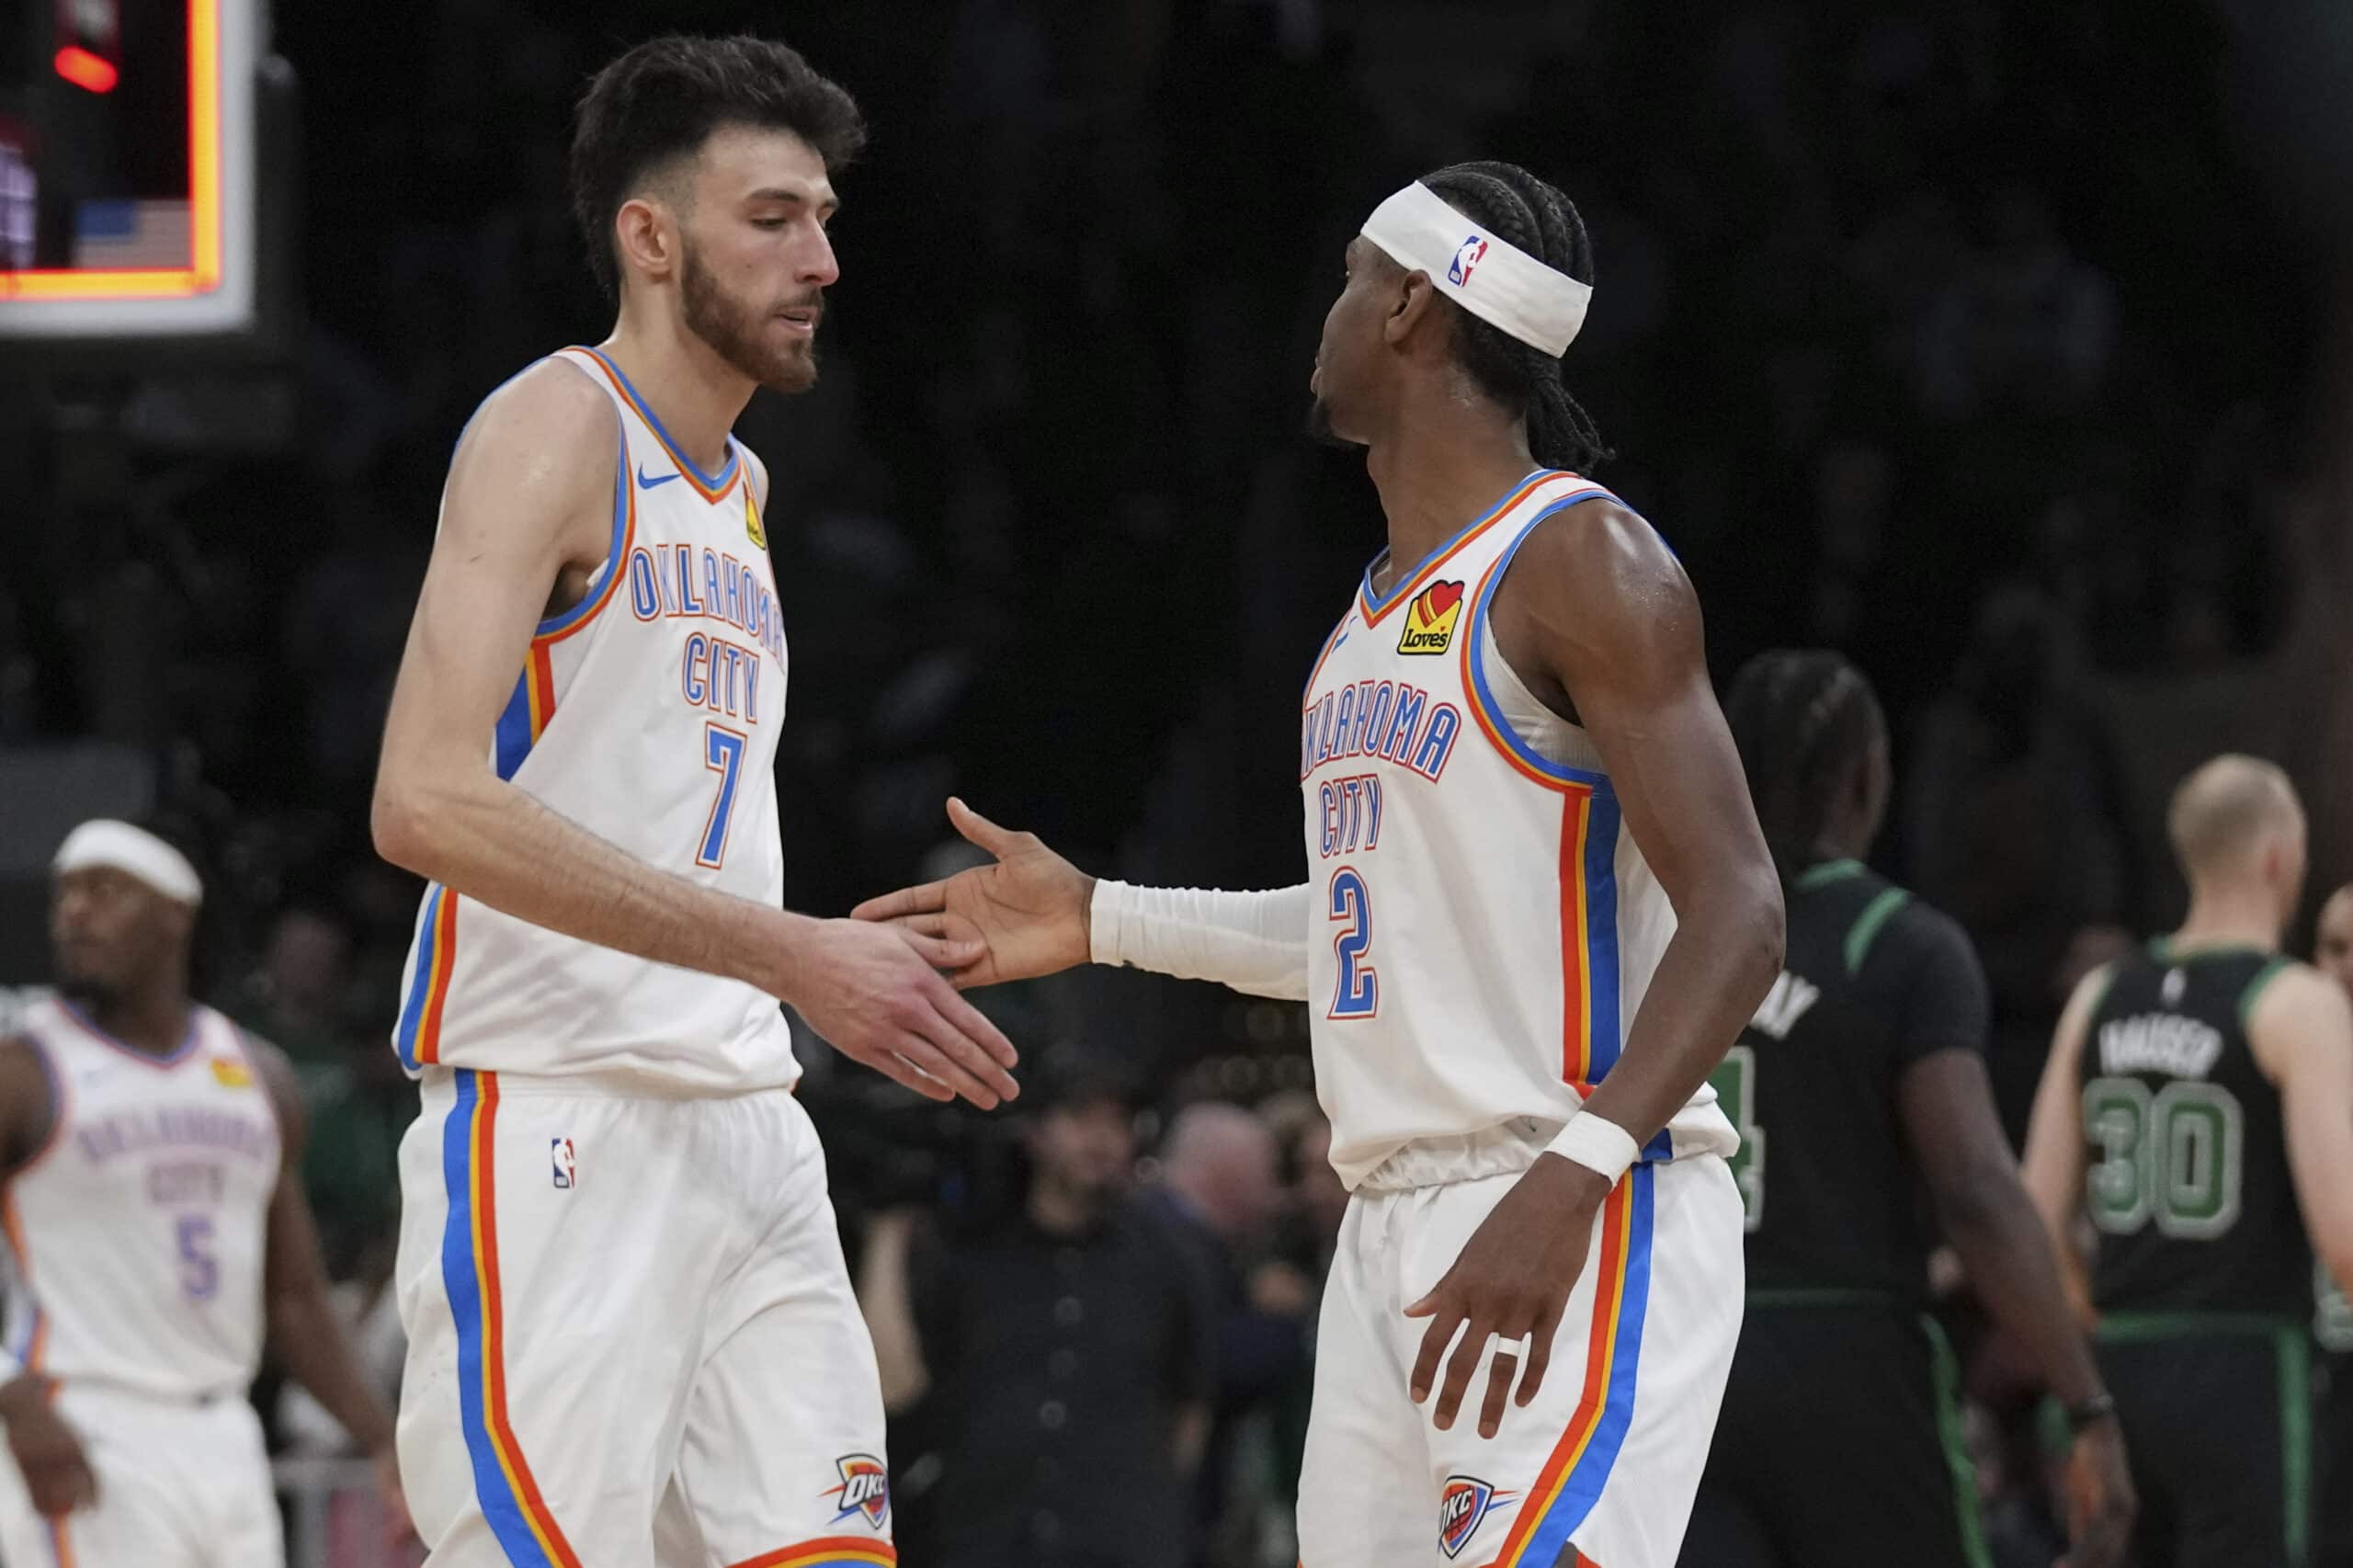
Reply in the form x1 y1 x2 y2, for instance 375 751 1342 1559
390 347 795 1091
4 998 279 1401
1297 471 1735 1189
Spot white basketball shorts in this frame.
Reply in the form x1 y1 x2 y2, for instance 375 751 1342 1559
0 1381 281 1567
395 1069 892 1568
1297 1152 1744 1568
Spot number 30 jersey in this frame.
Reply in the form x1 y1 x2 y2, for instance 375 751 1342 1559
391 347 796 1092
2078 941 2306 1315
1298 471 1736 1189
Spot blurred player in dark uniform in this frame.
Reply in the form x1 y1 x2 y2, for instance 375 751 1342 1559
2025 758 2353 1568
1678 650 2131 1568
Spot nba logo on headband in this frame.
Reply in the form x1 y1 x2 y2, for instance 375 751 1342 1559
1361 183 1592 356
1448 235 1487 288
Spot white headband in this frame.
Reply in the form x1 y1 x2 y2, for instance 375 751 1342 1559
52 820 203 907
1359 182 1593 357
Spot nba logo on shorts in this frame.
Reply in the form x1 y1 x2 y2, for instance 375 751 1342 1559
1438 1475 1516 1559
1449 234 1488 287
551 1138 575 1190
825 1453 890 1529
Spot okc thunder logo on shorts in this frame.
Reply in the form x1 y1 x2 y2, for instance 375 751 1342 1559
1449 233 1489 287
824 1453 890 1529
1438 1474 1517 1559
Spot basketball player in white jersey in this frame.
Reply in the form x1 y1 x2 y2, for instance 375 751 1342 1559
369 35 1017 1568
0 819 401 1566
857 162 1783 1568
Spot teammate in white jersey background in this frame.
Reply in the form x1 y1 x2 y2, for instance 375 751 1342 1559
369 35 1017 1568
0 819 399 1567
858 161 1784 1568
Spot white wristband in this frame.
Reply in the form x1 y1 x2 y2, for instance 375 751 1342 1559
1545 1111 1642 1185
1089 880 1311 1002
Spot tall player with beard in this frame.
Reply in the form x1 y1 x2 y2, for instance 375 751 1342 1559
369 37 1019 1568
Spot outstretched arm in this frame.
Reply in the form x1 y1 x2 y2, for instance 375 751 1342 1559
851 799 1312 1000
371 363 1013 1106
2249 965 2353 1296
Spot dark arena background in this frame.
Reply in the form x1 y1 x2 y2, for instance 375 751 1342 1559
4 3 2353 1565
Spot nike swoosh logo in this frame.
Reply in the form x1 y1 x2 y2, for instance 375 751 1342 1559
637 466 680 490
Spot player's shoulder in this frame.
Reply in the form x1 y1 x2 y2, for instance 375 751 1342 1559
453 355 617 473
1506 484 1698 664
1516 484 1682 591
1839 875 1975 987
2244 958 2348 1035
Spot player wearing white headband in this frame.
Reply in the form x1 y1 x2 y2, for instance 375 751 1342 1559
0 820 404 1564
859 161 1783 1568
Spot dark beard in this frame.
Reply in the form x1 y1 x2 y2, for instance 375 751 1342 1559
681 245 817 395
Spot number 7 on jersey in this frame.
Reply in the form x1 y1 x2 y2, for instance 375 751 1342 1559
698 722 748 869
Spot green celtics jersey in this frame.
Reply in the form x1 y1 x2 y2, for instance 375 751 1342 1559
2078 942 2307 1315
1712 858 1990 1300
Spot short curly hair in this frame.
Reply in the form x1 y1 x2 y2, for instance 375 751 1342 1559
568 35 866 300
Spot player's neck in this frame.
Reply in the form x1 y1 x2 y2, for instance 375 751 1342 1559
1363 409 1537 588
2173 888 2283 954
84 984 196 1060
596 321 755 477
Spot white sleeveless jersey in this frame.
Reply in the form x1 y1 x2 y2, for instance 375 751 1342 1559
1299 471 1738 1188
392 347 796 1090
5 999 280 1400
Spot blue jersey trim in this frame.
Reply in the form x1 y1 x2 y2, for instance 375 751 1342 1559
532 401 630 640
582 347 739 494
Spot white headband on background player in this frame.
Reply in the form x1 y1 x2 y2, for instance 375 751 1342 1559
51 820 204 908
1358 182 1594 358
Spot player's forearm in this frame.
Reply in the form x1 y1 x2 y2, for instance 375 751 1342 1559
1088 881 1313 1000
1939 1177 2107 1405
268 1288 396 1454
374 766 804 998
1579 876 1783 1146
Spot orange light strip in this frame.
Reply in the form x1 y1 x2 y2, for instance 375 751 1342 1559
54 47 119 94
4 1 220 300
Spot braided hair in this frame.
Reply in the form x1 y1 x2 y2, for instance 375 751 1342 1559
1722 650 1888 883
1420 161 1612 474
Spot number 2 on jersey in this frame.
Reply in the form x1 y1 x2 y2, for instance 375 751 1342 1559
1327 868 1378 1018
698 722 748 869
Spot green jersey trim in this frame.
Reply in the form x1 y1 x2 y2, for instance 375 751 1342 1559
2239 956 2296 1033
2093 1309 2300 1341
1795 858 1867 892
1845 888 1913 977
1924 1315 1995 1568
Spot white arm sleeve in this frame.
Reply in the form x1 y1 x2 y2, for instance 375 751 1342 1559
1089 881 1312 1001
